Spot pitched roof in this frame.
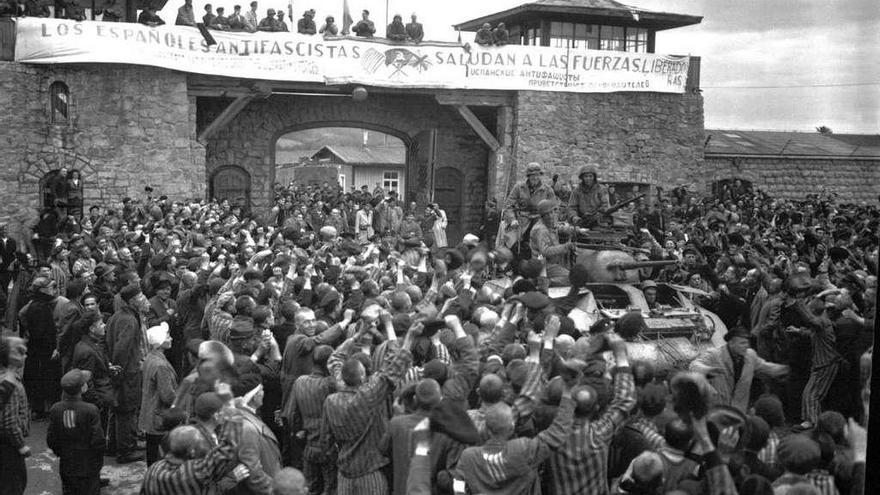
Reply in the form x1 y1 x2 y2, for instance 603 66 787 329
311 145 406 164
454 0 701 32
704 130 880 158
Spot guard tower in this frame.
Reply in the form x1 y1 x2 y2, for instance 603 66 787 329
453 0 701 53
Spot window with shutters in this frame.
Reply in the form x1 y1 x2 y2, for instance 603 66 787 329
49 81 70 124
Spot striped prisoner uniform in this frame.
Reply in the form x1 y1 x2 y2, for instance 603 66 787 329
455 396 575 495
140 418 243 495
290 371 337 495
784 299 842 424
546 366 636 495
319 343 412 495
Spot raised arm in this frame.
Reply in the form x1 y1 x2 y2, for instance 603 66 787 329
590 332 636 444
440 316 479 404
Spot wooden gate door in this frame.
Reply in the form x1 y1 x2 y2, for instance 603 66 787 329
434 166 464 245
211 166 251 207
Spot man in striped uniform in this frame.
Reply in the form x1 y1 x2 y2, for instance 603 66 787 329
318 321 416 494
288 345 337 495
781 273 842 430
0 336 30 495
546 331 637 495
453 356 576 494
141 418 251 495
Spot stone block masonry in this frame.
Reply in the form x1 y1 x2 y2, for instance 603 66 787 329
705 156 880 203
0 62 205 244
511 90 706 196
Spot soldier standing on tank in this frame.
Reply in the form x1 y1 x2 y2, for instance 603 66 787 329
568 164 611 228
529 199 575 286
505 162 557 223
503 162 557 260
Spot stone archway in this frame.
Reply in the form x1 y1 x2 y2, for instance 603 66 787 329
201 92 490 234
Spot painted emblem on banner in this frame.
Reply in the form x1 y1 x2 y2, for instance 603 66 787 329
361 47 431 78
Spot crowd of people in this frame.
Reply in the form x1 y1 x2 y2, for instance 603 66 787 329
0 163 875 495
0 0 428 42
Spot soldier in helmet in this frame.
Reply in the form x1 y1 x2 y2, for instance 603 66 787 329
641 280 660 311
569 164 611 227
529 199 575 286
505 162 557 222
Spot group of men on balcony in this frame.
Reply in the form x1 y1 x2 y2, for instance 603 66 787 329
1 0 426 43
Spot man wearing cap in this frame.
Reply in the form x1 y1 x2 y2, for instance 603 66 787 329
504 162 557 222
406 13 423 42
529 199 574 286
641 280 660 311
780 273 843 431
690 326 789 413
140 322 179 466
47 369 105 495
352 9 375 37
474 22 493 45
19 276 61 420
568 164 611 228
297 9 316 34
106 285 150 464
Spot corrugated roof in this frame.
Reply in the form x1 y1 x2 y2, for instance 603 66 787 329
828 134 880 148
311 145 406 164
705 130 880 158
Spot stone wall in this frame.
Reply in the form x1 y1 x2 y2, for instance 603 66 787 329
705 156 880 203
0 62 205 244
509 90 705 198
201 93 490 242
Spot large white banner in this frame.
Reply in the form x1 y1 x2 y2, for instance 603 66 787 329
15 18 690 93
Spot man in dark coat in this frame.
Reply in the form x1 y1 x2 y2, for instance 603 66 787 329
19 277 61 419
352 9 375 37
386 14 407 41
47 369 105 495
0 223 17 296
405 14 423 42
105 285 149 463
296 9 316 34
71 311 116 431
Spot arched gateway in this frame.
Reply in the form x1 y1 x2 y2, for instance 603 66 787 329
196 87 500 244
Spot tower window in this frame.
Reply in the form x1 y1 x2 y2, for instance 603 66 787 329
49 81 69 123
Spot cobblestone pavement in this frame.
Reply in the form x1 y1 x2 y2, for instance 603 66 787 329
25 420 145 495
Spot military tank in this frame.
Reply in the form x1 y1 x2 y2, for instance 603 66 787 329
548 226 728 371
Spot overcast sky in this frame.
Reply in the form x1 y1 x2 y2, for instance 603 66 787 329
159 0 879 133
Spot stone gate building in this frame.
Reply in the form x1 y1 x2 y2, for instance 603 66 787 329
0 1 875 246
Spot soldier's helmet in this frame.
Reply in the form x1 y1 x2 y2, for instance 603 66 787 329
577 164 599 179
525 162 543 177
